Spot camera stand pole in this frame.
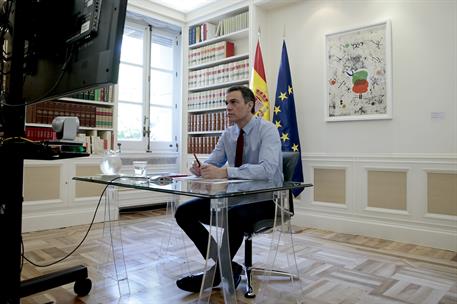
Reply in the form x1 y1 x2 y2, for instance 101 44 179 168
0 2 90 303
0 2 28 302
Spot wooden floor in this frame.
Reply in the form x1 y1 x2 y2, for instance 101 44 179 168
20 209 457 304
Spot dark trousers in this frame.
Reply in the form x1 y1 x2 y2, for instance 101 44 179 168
175 198 276 262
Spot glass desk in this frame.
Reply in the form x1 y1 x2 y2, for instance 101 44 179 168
74 175 312 303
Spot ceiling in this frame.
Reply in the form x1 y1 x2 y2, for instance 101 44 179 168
148 0 219 14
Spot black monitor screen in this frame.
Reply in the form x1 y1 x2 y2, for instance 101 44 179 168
21 0 128 103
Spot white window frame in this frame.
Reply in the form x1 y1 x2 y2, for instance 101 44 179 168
117 19 181 153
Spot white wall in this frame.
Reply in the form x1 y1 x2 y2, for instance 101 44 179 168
131 0 456 249
258 0 456 250
263 0 456 155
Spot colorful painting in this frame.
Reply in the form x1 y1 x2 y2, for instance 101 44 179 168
325 21 392 121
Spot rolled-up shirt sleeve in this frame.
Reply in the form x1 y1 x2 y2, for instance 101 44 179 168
205 133 227 167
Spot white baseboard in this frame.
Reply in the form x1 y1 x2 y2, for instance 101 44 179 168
22 207 110 233
293 208 457 251
296 153 457 251
22 190 173 232
118 190 174 208
22 192 172 232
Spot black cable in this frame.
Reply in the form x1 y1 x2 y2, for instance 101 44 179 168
20 176 124 269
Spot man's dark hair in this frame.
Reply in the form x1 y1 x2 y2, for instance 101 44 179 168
227 85 256 114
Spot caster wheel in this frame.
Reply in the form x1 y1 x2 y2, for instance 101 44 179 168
74 278 92 296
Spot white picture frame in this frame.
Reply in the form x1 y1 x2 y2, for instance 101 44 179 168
325 20 392 122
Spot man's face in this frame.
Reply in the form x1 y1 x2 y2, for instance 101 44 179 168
226 90 253 126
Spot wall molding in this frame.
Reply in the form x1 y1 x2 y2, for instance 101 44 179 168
22 158 178 232
22 191 172 233
302 152 454 160
299 153 457 251
22 206 108 233
293 210 457 251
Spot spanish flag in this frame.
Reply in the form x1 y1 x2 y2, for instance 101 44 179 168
251 40 270 120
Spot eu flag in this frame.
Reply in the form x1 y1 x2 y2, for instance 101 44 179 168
273 41 304 196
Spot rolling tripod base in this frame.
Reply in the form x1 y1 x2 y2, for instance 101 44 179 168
20 265 92 298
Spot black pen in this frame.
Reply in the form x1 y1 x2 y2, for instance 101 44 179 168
193 153 201 167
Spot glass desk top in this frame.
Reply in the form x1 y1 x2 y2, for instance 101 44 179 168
73 175 312 199
73 174 313 303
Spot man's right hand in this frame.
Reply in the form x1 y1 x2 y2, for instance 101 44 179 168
189 161 201 176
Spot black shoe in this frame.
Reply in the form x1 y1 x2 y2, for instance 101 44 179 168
176 262 243 293
176 265 220 293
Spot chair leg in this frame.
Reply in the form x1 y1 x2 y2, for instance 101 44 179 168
244 235 299 299
244 237 256 298
251 267 299 280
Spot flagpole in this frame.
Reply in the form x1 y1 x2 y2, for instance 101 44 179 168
272 38 306 234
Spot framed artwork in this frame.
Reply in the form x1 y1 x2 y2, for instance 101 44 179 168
325 20 392 121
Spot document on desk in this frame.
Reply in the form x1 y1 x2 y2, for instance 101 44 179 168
174 176 251 184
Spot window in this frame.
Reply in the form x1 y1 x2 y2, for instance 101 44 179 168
117 19 181 152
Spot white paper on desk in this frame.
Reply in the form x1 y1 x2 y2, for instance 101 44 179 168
173 175 201 181
174 176 251 184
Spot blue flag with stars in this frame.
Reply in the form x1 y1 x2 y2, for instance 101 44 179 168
273 41 304 196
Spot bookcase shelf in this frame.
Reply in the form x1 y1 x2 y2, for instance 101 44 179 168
188 130 223 135
186 6 249 155
79 126 114 132
189 28 249 49
25 86 116 154
59 97 114 107
188 106 226 113
188 78 249 93
189 53 249 71
25 123 113 132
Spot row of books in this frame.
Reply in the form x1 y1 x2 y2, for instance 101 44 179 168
26 101 113 129
188 59 249 89
215 11 248 37
68 86 114 102
188 11 248 46
188 111 231 133
189 22 216 45
188 41 234 67
188 88 228 111
76 131 113 154
95 107 114 129
188 135 220 154
25 127 57 142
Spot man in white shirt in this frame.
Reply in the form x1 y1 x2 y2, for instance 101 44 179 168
175 86 282 292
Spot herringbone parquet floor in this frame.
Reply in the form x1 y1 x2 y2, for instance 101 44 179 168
20 209 457 304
